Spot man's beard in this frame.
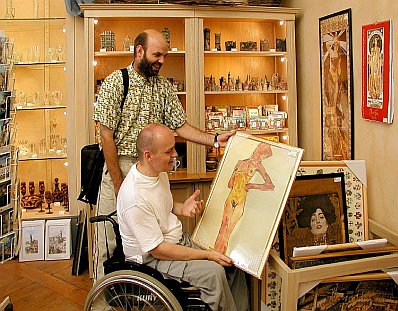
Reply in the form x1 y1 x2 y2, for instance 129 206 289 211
138 52 162 77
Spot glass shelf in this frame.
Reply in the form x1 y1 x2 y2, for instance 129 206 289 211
206 128 289 135
16 105 66 111
94 50 186 57
205 90 287 95
14 61 66 67
204 51 287 57
18 154 67 161
0 17 65 21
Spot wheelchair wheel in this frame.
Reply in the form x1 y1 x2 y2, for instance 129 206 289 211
84 270 183 311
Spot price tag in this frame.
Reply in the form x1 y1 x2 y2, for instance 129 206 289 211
100 48 106 52
171 47 178 52
54 202 61 207
59 210 65 215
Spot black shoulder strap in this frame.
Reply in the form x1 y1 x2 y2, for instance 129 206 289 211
120 68 129 112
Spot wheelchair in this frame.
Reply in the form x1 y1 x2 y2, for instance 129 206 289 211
84 212 210 311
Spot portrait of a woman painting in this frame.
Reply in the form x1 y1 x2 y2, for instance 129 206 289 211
281 173 348 267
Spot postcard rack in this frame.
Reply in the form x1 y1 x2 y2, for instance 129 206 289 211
267 248 398 311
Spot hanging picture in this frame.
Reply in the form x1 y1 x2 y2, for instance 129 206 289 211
192 132 303 278
280 173 349 268
19 220 45 262
319 9 354 161
45 218 71 260
362 20 393 124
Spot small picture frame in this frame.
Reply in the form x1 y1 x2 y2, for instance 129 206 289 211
280 173 349 267
1 232 15 262
0 152 10 182
45 219 71 260
1 206 13 236
20 220 45 262
0 179 11 208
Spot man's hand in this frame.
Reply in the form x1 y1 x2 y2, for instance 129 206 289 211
217 130 236 148
181 190 203 218
207 250 234 267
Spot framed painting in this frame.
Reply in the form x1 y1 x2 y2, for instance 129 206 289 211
319 9 354 161
362 20 393 123
45 219 71 260
297 160 368 242
297 277 398 310
19 220 45 262
280 173 349 268
192 132 303 278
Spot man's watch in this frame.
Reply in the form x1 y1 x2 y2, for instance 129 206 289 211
214 133 220 148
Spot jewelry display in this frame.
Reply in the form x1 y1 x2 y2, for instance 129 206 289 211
204 28 211 51
122 36 133 51
260 39 270 51
225 41 236 51
214 33 221 51
240 41 257 51
100 30 115 51
161 28 170 49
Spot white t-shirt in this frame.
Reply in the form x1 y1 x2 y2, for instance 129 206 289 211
117 163 183 263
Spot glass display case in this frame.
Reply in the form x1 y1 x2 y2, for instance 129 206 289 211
0 0 69 219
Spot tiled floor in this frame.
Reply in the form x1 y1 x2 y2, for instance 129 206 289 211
0 258 92 310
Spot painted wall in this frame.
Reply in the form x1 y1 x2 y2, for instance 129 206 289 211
284 0 398 234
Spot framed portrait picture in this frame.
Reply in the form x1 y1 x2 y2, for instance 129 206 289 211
319 9 354 161
19 220 45 262
280 173 349 268
297 277 398 310
45 218 71 260
362 20 393 123
297 160 368 242
192 132 303 278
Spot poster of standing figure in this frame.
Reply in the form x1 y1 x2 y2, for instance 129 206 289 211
192 132 303 278
362 20 393 123
319 9 353 161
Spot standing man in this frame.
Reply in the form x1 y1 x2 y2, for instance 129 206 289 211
93 29 235 280
117 123 249 311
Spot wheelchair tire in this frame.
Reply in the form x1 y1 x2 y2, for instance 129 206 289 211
84 270 183 311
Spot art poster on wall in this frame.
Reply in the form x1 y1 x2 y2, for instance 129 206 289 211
319 9 354 161
362 20 393 124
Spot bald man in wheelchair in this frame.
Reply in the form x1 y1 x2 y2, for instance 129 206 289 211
116 123 249 311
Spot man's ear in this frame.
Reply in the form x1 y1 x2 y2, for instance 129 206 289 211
135 45 144 57
143 150 152 161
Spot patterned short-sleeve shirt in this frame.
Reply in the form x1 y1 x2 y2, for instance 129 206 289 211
93 64 186 158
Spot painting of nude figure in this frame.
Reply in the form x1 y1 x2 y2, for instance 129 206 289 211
192 132 303 278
